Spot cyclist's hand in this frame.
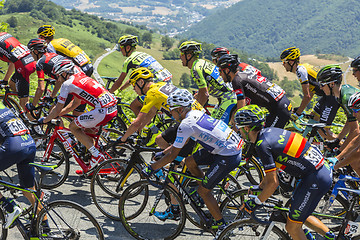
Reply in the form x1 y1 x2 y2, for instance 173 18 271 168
38 117 45 124
248 185 262 195
141 165 155 178
325 138 340 149
327 157 338 166
153 151 165 161
25 102 35 111
244 198 262 214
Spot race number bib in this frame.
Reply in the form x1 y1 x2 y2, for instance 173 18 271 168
345 221 359 237
303 146 324 170
99 92 116 108
74 52 88 66
11 44 29 59
266 83 285 101
155 69 172 82
6 118 29 136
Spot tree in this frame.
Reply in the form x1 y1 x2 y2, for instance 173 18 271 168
142 32 152 48
0 0 8 31
179 73 191 88
161 35 174 51
7 16 18 28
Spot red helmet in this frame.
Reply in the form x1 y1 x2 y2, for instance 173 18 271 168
27 38 47 53
211 47 230 60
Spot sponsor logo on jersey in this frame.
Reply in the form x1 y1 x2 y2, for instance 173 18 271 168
79 90 100 106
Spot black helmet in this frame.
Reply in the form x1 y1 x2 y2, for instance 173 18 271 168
351 55 360 69
317 64 343 86
211 47 230 61
217 54 239 72
27 38 47 53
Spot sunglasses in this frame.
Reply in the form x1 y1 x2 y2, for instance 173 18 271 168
352 108 360 113
169 106 181 111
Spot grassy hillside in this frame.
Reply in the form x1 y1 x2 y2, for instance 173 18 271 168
180 0 360 58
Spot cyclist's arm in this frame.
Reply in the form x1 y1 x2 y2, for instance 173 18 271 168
151 145 181 170
121 106 157 141
109 72 127 93
59 97 81 116
32 79 45 106
43 101 64 123
335 133 360 170
339 120 360 150
257 170 279 202
51 80 62 98
3 62 15 82
195 87 209 106
237 99 246 110
119 80 131 91
296 83 313 114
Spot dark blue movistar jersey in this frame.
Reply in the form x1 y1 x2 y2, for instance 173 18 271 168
255 127 324 178
0 103 30 139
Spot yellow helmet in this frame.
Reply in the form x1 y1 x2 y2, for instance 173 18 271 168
118 35 138 47
178 41 202 54
37 25 55 38
280 47 300 61
129 67 154 86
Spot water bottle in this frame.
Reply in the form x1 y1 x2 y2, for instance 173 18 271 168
189 187 204 208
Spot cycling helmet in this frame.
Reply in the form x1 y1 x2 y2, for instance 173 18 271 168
167 89 194 108
234 105 266 128
217 54 240 71
37 25 55 38
117 35 138 47
178 41 202 54
280 47 300 61
211 47 230 60
27 38 47 53
351 55 360 69
129 67 154 86
316 64 343 85
53 59 75 75
348 92 360 109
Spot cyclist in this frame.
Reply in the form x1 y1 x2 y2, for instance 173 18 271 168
211 47 262 77
38 59 117 171
109 34 172 115
314 64 360 151
37 25 93 77
280 47 324 120
352 55 360 85
0 32 37 116
217 54 292 128
179 41 237 124
118 67 202 153
26 38 88 117
0 101 46 229
142 89 242 238
235 104 335 240
332 91 360 175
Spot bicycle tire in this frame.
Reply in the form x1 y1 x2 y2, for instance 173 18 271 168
90 157 142 220
119 180 186 240
109 103 136 132
100 128 133 159
182 173 241 228
0 94 21 117
34 138 70 189
217 218 290 240
245 156 264 186
0 207 8 239
36 200 104 240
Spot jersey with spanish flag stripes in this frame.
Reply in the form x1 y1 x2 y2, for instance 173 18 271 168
255 127 324 178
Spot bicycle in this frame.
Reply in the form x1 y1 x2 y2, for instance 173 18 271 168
217 184 360 240
32 118 122 189
118 159 244 240
0 163 104 239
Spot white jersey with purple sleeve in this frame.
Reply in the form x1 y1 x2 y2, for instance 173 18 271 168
173 110 243 156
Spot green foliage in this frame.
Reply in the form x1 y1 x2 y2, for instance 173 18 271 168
278 77 301 98
161 35 174 51
0 0 8 31
142 32 152 48
180 0 360 58
163 48 180 60
6 16 18 28
179 73 192 88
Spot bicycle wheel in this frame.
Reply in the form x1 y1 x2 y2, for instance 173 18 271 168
108 103 136 132
119 180 186 240
182 173 241 228
34 138 70 189
36 200 104 240
244 157 264 186
90 158 142 220
0 95 21 116
0 207 8 239
217 218 290 240
100 128 134 159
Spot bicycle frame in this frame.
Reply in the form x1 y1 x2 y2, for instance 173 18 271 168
42 124 106 174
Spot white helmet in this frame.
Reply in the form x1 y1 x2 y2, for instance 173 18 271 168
53 59 75 75
167 88 194 109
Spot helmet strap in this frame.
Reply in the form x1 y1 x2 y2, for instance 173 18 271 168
136 80 147 95
288 61 297 72
185 52 195 66
125 45 133 57
224 69 232 82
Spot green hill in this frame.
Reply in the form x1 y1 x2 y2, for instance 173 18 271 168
180 0 360 58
